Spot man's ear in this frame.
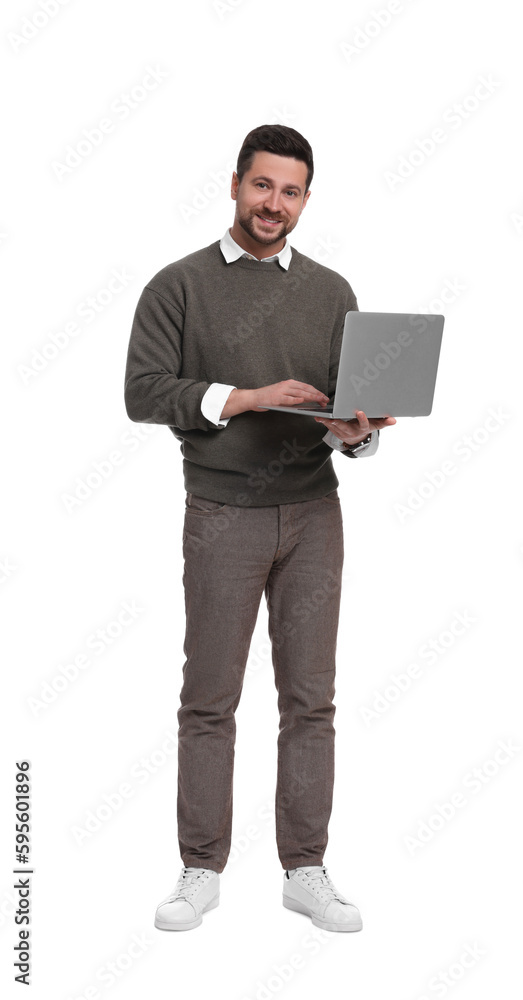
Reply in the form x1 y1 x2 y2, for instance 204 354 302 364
231 171 239 201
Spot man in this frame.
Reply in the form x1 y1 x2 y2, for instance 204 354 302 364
124 124 396 934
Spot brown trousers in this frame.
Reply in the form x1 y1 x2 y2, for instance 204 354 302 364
177 488 344 873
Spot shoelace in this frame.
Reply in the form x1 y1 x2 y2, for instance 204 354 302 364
295 866 350 904
166 867 212 902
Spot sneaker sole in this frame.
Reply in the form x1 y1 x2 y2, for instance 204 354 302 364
282 895 362 932
154 894 220 931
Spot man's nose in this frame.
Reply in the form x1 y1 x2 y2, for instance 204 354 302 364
263 190 283 214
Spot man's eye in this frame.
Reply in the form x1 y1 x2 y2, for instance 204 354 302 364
286 191 297 197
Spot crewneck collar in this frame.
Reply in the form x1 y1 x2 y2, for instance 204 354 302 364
220 227 292 270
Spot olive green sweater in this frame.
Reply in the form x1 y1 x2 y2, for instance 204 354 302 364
124 239 367 506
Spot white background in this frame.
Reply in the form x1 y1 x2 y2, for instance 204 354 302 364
2 0 522 997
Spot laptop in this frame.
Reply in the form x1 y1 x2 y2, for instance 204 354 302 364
256 311 445 419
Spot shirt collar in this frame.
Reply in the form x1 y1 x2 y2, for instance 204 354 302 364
220 227 291 270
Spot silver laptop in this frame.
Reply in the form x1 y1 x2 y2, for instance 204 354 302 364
256 311 445 419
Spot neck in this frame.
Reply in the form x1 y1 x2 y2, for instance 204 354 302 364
229 224 285 260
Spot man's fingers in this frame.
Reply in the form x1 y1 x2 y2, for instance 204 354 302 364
371 416 397 428
354 410 370 433
289 381 329 401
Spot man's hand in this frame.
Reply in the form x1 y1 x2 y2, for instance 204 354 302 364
220 381 330 419
314 409 396 446
221 385 397 444
253 379 330 411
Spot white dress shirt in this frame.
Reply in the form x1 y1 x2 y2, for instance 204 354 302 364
200 229 377 457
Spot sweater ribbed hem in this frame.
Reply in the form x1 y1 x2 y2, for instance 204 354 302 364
182 460 339 507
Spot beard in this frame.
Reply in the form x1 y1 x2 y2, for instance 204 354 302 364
237 210 290 246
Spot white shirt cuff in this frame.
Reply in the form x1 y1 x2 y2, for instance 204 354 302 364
201 383 237 427
323 428 380 456
323 430 345 451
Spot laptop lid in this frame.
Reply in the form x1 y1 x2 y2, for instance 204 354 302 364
331 311 445 418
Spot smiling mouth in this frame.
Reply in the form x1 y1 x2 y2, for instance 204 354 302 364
257 215 282 225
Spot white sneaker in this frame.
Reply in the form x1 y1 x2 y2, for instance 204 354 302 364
154 867 220 931
283 865 362 932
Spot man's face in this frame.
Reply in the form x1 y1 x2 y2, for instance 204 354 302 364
230 151 310 255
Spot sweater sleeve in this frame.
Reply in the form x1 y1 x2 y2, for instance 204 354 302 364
124 286 215 432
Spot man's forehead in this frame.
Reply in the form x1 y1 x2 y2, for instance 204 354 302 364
245 151 308 185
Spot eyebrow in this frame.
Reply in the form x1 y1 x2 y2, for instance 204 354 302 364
251 175 303 193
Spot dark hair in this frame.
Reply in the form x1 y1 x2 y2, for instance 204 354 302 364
236 124 314 194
